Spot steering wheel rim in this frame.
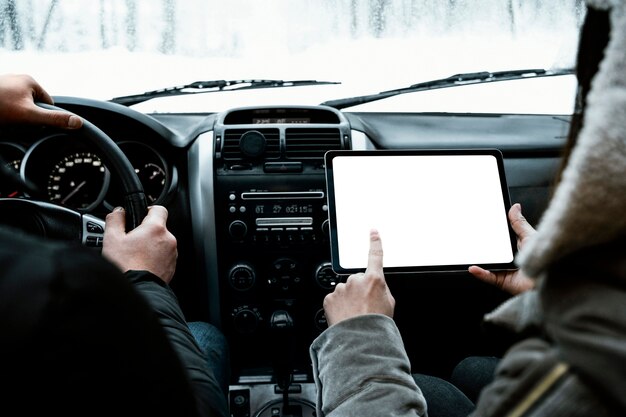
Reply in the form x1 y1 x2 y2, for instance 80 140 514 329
0 103 147 243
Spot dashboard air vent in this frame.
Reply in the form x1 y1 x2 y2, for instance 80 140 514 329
285 128 342 159
222 128 280 160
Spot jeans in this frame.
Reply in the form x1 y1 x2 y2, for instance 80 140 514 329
412 356 500 417
189 321 231 397
450 356 500 404
411 373 475 417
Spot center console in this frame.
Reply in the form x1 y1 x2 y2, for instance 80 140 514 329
196 105 352 385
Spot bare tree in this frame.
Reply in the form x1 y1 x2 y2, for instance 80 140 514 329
507 0 519 36
350 0 359 38
37 0 58 50
0 0 23 50
99 0 108 48
369 0 389 38
125 0 137 51
160 0 175 54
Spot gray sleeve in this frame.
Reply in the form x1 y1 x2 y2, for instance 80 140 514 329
310 314 427 417
483 288 543 334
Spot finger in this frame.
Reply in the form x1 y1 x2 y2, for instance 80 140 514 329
30 80 54 105
468 265 496 284
345 272 364 285
508 203 535 240
469 265 510 290
26 106 83 129
366 229 384 273
104 207 127 237
141 205 169 227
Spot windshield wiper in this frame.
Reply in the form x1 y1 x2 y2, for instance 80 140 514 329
321 68 575 110
110 79 341 106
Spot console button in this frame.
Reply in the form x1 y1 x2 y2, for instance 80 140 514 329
263 162 303 173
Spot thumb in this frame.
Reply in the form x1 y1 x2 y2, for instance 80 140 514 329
104 207 127 238
29 106 83 129
509 203 535 240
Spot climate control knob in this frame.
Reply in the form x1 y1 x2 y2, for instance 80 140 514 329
229 220 248 240
228 263 256 291
315 262 340 290
232 306 262 333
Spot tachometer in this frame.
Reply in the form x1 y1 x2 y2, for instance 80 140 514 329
104 141 170 208
47 152 110 211
138 162 167 204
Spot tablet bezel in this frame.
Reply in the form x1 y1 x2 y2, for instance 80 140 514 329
324 149 518 274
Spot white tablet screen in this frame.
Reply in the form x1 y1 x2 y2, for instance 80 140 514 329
325 150 517 273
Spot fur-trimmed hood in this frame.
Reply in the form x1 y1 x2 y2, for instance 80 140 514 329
517 0 626 278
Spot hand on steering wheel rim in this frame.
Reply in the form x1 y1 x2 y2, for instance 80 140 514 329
0 103 148 244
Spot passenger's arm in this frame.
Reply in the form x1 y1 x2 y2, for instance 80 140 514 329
310 230 426 417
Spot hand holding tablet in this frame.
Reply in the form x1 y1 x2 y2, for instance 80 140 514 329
324 149 518 274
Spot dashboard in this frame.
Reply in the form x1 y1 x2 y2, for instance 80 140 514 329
0 96 571 403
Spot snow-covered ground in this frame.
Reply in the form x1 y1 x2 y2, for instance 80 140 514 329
0 0 582 114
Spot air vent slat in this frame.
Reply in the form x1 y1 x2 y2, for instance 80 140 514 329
285 128 342 160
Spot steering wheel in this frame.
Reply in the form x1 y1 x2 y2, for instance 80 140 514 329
0 103 148 246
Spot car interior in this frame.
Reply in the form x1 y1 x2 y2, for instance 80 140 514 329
0 1 583 416
0 93 571 415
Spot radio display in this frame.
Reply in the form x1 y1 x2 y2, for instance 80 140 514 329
252 117 311 124
223 108 340 125
254 203 314 215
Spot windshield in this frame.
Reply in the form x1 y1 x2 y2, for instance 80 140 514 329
0 0 585 114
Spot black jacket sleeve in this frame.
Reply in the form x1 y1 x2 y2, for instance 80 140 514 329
1 230 203 417
125 270 228 417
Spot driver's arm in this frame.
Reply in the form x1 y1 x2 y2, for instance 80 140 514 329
103 206 229 417
0 73 82 128
0 73 228 416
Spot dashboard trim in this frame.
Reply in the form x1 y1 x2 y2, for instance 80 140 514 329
188 130 222 328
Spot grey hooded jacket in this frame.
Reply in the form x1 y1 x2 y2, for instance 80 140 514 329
310 0 626 415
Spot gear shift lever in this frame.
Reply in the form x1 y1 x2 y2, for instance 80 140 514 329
270 310 301 417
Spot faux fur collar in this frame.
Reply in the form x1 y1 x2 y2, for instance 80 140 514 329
517 0 626 277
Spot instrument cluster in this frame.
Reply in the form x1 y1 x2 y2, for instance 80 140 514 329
0 132 171 213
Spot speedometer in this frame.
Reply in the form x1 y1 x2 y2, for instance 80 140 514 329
47 152 110 211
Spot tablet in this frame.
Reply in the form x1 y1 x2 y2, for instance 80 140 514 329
324 149 517 274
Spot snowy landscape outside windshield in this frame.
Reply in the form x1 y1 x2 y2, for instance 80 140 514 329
0 0 586 113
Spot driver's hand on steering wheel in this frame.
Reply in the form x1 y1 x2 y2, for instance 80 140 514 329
102 205 178 284
0 73 82 129
323 229 396 326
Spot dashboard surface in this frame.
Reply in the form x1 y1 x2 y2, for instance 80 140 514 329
0 97 569 383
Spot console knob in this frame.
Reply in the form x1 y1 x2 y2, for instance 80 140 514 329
314 308 328 331
321 219 330 236
315 262 340 290
229 220 248 240
268 258 300 291
228 263 256 291
233 307 261 334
